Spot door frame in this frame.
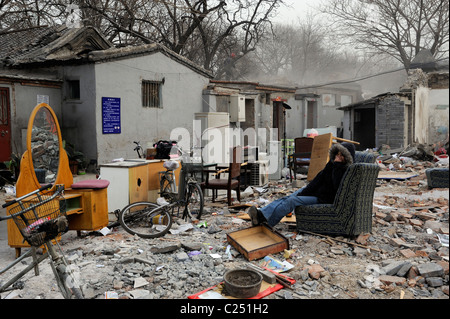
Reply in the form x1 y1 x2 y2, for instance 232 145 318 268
0 87 11 162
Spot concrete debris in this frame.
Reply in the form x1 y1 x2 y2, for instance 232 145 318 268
0 151 448 299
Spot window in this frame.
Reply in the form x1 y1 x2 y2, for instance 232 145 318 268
67 80 80 100
322 93 335 107
142 80 162 108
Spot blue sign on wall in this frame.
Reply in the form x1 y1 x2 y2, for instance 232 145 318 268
102 97 121 134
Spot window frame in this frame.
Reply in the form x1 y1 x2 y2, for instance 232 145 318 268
67 79 81 100
142 80 163 108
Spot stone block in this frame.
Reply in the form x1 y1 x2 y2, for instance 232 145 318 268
417 262 444 278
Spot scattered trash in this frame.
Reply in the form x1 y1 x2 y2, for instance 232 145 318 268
104 291 119 299
3 185 15 196
156 197 170 206
427 228 449 247
197 221 208 228
169 223 193 234
188 251 201 257
99 226 111 236
258 256 294 273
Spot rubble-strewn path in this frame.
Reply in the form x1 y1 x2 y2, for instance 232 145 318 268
0 160 448 300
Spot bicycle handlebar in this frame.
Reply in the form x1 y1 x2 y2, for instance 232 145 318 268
1 184 53 209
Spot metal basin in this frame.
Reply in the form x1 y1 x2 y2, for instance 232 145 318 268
224 269 262 298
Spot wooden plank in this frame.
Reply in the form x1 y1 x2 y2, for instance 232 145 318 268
378 171 419 180
307 133 333 181
332 136 360 145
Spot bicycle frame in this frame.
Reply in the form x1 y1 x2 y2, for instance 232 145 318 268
0 247 48 293
0 184 83 299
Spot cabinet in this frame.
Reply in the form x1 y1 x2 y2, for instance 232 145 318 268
99 161 148 213
65 188 109 231
6 190 108 249
100 159 181 211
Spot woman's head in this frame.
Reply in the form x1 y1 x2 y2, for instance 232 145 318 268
330 142 355 165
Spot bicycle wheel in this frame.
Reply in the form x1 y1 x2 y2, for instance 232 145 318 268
160 173 175 201
46 242 84 299
185 183 204 220
119 202 173 238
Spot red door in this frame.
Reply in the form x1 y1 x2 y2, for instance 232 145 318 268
0 88 11 162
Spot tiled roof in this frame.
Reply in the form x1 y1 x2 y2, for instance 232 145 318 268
0 25 62 64
0 25 112 66
0 25 212 78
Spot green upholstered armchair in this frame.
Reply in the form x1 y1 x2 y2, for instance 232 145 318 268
426 168 449 189
295 163 380 236
355 151 376 163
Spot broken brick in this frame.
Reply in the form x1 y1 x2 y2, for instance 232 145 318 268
437 261 449 275
400 249 416 258
356 233 370 245
409 219 423 227
379 275 406 286
307 264 325 280
389 237 406 247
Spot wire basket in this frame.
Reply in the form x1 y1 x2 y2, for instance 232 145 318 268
8 185 67 247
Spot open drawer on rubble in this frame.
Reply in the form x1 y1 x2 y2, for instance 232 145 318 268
227 224 289 261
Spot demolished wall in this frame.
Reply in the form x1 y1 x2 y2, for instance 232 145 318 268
376 95 406 149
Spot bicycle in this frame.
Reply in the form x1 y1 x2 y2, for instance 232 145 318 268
0 184 84 299
158 159 204 221
133 141 144 159
118 150 204 239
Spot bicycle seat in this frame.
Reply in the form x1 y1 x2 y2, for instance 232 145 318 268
163 161 180 171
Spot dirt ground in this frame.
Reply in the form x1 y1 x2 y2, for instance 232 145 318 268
0 167 448 300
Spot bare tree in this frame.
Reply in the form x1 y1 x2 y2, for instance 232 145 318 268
0 0 67 32
0 0 287 76
197 0 283 77
76 0 285 74
252 17 341 85
321 0 449 70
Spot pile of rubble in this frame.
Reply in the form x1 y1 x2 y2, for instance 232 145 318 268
0 148 448 300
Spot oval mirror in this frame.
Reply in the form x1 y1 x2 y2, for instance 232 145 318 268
28 104 60 184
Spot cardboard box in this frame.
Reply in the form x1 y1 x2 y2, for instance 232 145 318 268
227 225 289 261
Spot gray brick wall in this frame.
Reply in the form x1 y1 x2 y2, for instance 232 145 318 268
376 96 405 149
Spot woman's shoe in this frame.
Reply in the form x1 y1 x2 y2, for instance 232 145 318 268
248 206 264 227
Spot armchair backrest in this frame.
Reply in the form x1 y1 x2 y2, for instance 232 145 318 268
229 146 242 180
294 137 314 155
354 151 376 163
332 163 379 234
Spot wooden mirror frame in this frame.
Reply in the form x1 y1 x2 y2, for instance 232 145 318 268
16 103 73 197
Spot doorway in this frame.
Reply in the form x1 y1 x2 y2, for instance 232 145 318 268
0 87 11 161
353 108 376 150
307 100 316 129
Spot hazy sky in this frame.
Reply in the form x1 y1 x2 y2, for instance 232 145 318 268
274 0 323 23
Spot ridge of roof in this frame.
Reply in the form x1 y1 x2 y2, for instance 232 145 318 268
0 25 112 66
88 42 214 78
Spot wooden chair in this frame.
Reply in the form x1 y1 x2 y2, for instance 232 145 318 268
289 137 314 180
295 163 379 236
201 147 242 206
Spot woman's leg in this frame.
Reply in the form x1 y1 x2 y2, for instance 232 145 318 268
260 193 319 227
